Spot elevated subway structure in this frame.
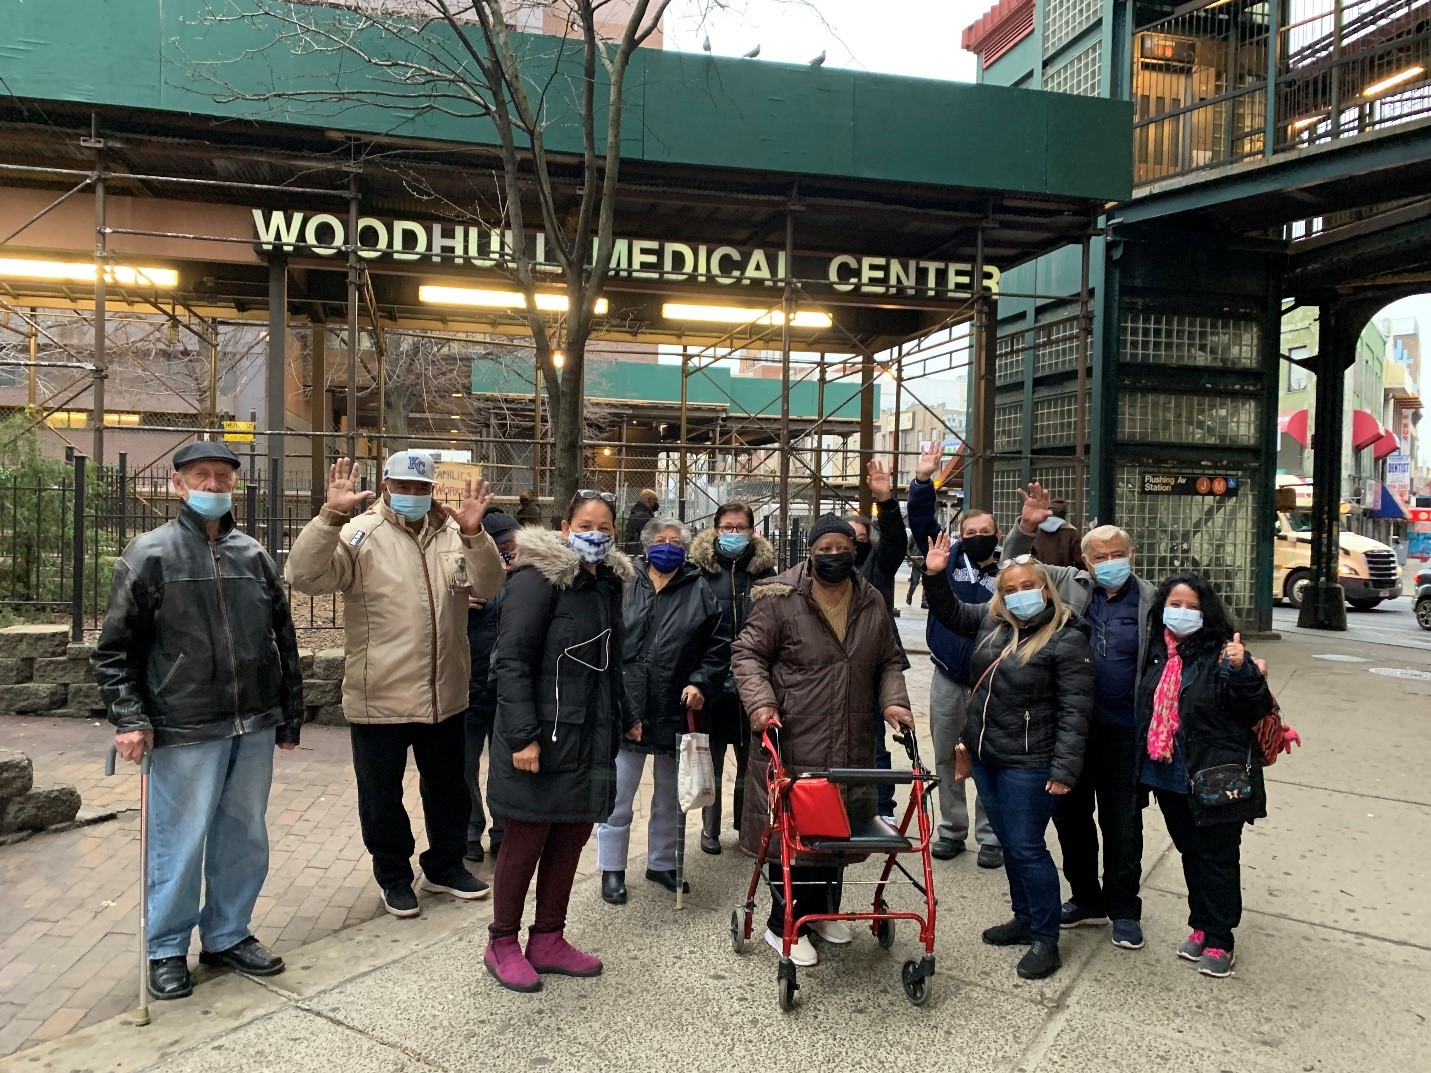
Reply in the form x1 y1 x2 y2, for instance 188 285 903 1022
0 0 1131 584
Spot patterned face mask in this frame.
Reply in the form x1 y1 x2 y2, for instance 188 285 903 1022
567 530 614 564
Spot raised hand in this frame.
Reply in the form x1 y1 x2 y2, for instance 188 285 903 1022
324 458 375 515
1222 632 1246 669
1016 481 1053 535
444 477 494 535
924 530 951 575
915 441 943 483
865 459 894 502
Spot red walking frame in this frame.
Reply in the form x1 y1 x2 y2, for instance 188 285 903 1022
730 723 939 1011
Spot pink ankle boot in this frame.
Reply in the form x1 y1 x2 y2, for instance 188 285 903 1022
484 934 541 992
525 929 603 977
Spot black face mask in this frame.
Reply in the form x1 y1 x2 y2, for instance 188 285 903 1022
961 534 998 564
854 540 872 566
811 551 857 584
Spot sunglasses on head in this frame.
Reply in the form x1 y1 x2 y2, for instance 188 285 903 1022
997 553 1035 571
574 489 616 504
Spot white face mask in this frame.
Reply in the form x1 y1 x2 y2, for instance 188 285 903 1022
567 530 613 564
1038 516 1065 533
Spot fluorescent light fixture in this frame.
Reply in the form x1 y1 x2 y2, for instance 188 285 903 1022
1362 65 1425 98
1289 114 1324 131
418 284 607 315
552 351 565 369
661 302 833 330
0 258 178 288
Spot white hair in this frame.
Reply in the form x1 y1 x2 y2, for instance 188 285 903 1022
1081 524 1131 556
642 516 690 546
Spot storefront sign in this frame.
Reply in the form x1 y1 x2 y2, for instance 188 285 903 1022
251 210 1001 301
1140 472 1240 497
1386 453 1411 499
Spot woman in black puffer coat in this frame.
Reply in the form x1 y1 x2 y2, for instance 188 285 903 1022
688 501 777 855
1135 572 1272 980
923 533 1094 981
595 517 731 905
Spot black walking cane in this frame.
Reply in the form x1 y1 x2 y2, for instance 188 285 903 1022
105 743 151 1027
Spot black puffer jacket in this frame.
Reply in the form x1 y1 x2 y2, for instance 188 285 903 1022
487 528 637 825
1134 630 1273 827
924 567 1094 786
92 505 304 748
621 556 731 755
857 498 909 615
689 530 777 662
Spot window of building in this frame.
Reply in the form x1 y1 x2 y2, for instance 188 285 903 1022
1120 312 1261 370
1044 40 1101 97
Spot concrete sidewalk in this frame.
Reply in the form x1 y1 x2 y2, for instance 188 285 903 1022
4 626 1430 1073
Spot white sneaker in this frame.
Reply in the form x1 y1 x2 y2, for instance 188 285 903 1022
809 918 854 945
764 928 819 966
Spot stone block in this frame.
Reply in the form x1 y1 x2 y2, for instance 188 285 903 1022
1 784 82 833
0 624 70 659
0 658 32 685
0 683 68 713
312 648 346 681
302 679 342 707
299 649 316 676
66 641 95 662
64 682 106 711
0 750 33 801
31 658 96 685
310 705 347 727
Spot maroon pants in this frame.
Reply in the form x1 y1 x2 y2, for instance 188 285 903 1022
489 819 592 938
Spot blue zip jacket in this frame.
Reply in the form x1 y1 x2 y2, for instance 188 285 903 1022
907 477 997 684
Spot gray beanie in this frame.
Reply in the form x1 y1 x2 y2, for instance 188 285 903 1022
806 513 857 547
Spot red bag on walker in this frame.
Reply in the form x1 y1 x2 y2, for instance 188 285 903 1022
788 778 851 839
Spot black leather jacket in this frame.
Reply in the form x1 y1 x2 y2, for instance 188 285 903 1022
92 505 304 748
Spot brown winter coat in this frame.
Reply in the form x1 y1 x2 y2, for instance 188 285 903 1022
731 562 911 858
1032 521 1083 569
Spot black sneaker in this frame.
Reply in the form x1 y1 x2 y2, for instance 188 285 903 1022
420 870 491 900
1017 940 1062 979
982 917 1034 946
147 956 192 1000
977 844 1004 869
464 840 485 863
931 838 966 860
382 884 421 918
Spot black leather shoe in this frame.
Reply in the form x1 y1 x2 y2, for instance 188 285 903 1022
700 833 722 856
982 917 1035 947
931 838 966 861
1017 939 1063 979
601 870 627 905
645 868 690 894
977 844 1004 869
148 956 192 1000
199 936 285 977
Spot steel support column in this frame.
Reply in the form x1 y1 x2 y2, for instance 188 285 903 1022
858 351 875 516
310 322 327 514
1298 301 1350 629
346 174 360 462
778 194 798 546
267 254 287 559
92 166 107 466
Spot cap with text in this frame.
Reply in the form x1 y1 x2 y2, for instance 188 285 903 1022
382 450 437 484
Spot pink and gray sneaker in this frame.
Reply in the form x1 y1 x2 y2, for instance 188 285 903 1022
484 934 541 993
525 929 603 977
1176 929 1207 963
1198 947 1236 978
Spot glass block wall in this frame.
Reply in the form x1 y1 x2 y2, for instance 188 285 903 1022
993 461 1024 533
1045 41 1102 97
1044 0 1102 57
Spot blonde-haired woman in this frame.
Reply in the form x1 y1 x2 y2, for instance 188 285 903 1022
923 533 1094 979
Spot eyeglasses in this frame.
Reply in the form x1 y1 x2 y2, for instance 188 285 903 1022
717 524 751 534
574 489 616 504
997 554 1034 571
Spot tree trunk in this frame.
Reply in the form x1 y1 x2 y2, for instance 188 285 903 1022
547 339 588 514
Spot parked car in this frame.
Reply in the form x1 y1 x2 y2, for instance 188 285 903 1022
1416 565 1431 632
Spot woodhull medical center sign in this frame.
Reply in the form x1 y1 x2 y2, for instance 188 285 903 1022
252 210 1002 301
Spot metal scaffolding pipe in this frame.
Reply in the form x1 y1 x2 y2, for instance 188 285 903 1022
346 174 360 462
92 159 107 467
778 189 799 549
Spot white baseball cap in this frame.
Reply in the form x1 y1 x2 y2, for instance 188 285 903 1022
382 450 437 484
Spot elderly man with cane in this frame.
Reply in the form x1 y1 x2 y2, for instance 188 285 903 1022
92 441 305 1001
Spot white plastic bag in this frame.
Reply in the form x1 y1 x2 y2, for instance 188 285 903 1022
677 731 717 812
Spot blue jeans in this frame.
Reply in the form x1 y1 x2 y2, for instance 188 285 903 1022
970 760 1061 942
146 731 275 958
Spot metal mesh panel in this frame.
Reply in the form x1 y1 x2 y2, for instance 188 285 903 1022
996 333 1025 386
995 397 1025 452
1120 312 1261 369
1031 394 1079 448
1032 320 1081 377
1117 391 1260 447
992 463 1023 531
1045 41 1102 97
1044 0 1102 57
1115 462 1261 624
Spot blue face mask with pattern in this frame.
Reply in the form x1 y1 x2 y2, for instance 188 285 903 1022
568 530 613 564
1004 588 1047 622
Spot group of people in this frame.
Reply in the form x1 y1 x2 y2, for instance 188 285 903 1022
94 438 1275 1003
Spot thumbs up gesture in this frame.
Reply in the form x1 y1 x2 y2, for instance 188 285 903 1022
1222 632 1245 669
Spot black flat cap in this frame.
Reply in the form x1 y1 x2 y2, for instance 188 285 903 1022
482 511 520 540
173 441 241 470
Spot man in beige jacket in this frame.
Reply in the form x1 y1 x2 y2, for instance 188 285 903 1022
287 451 504 917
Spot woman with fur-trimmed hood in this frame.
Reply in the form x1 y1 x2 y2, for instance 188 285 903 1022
482 491 638 994
688 502 777 855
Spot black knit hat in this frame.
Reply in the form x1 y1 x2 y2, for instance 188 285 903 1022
482 511 520 541
806 512 857 547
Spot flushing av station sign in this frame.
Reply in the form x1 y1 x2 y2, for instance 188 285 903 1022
252 210 1001 301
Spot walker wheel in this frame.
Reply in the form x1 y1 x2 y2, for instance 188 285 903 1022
876 918 896 950
730 909 747 955
902 960 931 1006
778 973 798 1012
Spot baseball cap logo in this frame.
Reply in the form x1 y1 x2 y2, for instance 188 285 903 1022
410 456 428 476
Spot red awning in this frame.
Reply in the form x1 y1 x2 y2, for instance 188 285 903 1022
1373 430 1400 460
1279 409 1310 447
1352 409 1385 451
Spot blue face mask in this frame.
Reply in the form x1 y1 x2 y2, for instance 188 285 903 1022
568 530 613 564
186 490 232 520
646 542 687 573
717 533 750 556
1038 516 1064 533
1163 607 1203 638
1004 588 1047 622
388 493 432 520
1092 558 1132 590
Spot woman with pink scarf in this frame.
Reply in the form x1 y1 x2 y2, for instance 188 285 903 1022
1134 573 1272 979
